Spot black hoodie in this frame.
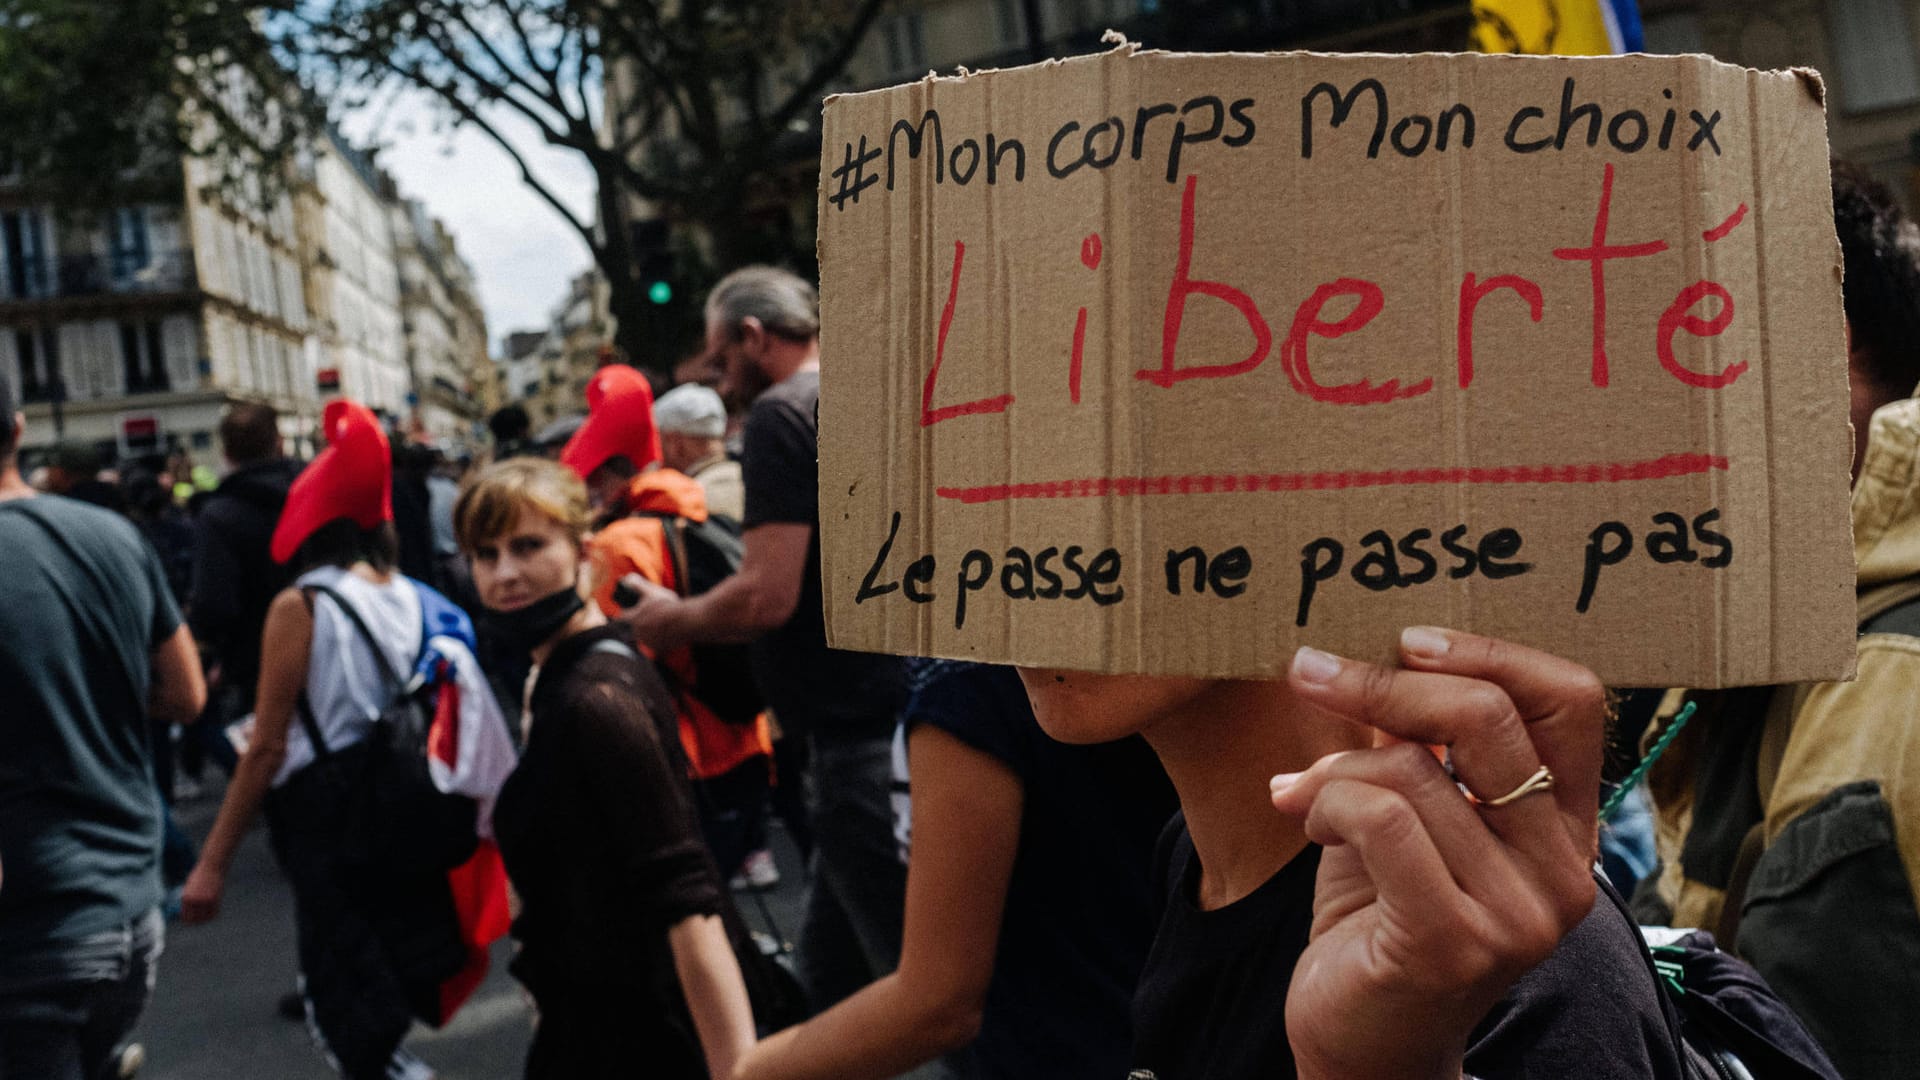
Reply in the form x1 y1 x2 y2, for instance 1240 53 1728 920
188 457 300 701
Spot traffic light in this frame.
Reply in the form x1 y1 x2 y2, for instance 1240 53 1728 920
631 218 674 306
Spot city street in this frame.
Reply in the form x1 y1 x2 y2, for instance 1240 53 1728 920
136 777 807 1079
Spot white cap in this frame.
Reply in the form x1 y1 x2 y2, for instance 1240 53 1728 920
653 383 727 438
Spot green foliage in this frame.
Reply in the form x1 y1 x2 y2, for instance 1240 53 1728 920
268 0 889 366
0 0 307 208
0 0 886 369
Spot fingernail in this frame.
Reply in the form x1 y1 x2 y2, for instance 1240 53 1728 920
1401 626 1451 659
1291 646 1341 685
1269 772 1301 797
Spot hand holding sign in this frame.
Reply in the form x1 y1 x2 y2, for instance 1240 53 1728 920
1269 627 1605 1080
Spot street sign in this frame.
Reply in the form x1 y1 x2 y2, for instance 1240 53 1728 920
119 412 161 457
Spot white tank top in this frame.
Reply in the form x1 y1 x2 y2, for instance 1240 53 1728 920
272 565 424 787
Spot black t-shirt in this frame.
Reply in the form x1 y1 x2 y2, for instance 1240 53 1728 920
492 624 721 1077
0 495 182 954
904 661 1177 1080
740 369 904 739
1130 815 1688 1080
188 457 296 698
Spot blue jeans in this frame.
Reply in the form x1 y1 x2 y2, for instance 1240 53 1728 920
0 908 163 1080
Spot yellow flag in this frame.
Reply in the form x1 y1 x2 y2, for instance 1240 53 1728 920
1471 0 1616 55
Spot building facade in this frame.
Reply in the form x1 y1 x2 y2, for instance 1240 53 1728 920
393 199 491 444
1639 0 1920 202
2 120 495 463
298 132 409 427
1 151 314 460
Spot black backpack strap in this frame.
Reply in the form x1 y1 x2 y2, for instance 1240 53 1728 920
306 580 412 695
294 693 331 760
663 519 692 599
294 586 331 760
635 511 694 598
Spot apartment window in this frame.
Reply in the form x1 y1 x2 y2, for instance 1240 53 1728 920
1829 0 1920 112
120 320 170 394
884 12 927 75
109 208 151 281
2 209 50 299
16 327 61 402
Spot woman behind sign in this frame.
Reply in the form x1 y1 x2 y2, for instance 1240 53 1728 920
1020 629 1689 1079
731 659 1176 1080
454 457 755 1079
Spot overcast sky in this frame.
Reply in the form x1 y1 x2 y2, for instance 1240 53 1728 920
346 91 596 354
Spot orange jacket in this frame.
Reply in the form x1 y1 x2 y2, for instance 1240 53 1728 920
593 468 772 780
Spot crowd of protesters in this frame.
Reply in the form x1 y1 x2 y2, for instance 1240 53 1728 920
4 159 1917 1080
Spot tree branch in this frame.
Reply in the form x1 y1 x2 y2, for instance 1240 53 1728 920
764 0 888 133
381 56 595 247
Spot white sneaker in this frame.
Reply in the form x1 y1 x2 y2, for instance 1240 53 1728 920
730 848 780 891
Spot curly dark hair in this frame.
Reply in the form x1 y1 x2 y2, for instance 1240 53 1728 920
1832 160 1920 398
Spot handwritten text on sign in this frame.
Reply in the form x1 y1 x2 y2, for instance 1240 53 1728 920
816 49 1856 687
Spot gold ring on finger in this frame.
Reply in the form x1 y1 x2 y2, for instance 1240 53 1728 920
1463 764 1555 808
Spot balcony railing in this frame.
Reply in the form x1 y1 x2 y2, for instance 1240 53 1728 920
2 249 197 302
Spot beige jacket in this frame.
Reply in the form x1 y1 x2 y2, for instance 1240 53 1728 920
1648 395 1920 930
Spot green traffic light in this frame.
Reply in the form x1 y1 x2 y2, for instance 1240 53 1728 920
648 280 673 304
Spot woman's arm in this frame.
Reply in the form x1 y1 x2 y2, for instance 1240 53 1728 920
180 588 312 923
670 912 758 1080
731 724 1025 1080
564 669 761 1074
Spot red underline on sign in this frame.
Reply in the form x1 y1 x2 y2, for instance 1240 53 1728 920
934 453 1729 505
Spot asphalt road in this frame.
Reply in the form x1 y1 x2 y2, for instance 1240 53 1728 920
136 777 808 1079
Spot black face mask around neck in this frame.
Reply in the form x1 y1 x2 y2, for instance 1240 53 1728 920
477 585 586 656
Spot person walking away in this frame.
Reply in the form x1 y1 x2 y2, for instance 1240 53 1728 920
563 365 776 885
179 399 512 1080
488 404 533 462
0 372 207 1079
455 457 756 1079
188 402 299 776
618 268 912 1018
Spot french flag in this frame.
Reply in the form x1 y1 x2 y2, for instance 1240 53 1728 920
416 589 518 1023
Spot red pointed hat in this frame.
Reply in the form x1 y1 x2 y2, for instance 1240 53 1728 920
560 364 663 480
270 399 393 564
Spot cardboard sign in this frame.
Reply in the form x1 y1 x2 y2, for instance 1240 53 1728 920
816 46 1857 687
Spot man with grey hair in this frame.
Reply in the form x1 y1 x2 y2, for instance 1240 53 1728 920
655 383 743 522
619 266 917 1028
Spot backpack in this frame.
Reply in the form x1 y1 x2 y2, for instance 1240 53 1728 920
294 582 480 874
1627 920 1842 1079
642 510 768 727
